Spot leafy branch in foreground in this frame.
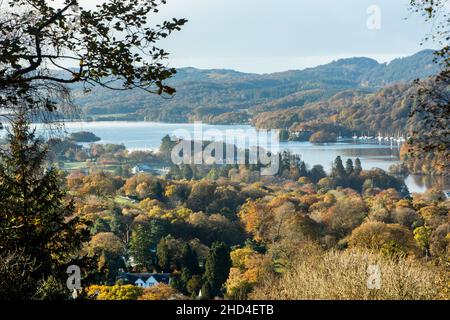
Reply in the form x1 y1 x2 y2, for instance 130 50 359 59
408 0 449 166
0 0 187 111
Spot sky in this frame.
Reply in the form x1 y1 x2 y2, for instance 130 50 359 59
80 0 439 73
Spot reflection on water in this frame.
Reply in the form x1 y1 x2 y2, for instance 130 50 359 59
4 121 445 194
405 175 450 194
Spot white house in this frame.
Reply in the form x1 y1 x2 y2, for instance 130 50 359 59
118 273 170 288
131 164 153 175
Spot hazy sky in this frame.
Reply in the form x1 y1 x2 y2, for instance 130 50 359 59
81 0 438 73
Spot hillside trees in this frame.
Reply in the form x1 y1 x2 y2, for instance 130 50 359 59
0 110 89 299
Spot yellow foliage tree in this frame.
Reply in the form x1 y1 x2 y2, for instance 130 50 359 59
138 283 186 300
86 284 143 300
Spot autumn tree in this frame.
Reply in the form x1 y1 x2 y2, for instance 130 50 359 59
87 284 143 300
138 283 186 300
349 221 418 258
225 247 267 299
87 232 126 284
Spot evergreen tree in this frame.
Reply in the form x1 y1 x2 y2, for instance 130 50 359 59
299 161 308 177
203 242 231 297
159 135 177 156
308 165 327 183
129 220 167 271
0 110 89 299
332 156 346 178
156 238 171 271
354 158 363 175
345 158 354 175
181 243 200 275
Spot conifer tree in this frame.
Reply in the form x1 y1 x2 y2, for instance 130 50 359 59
0 109 89 299
354 158 363 175
332 156 346 178
345 158 354 175
203 242 231 298
299 161 308 177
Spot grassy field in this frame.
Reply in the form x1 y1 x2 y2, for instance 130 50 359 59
60 161 122 174
114 196 138 206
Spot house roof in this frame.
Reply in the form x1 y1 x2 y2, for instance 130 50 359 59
119 273 170 284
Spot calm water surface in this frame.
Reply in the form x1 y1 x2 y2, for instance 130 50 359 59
29 121 450 193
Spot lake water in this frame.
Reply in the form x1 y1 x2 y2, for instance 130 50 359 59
0 121 434 193
42 121 448 194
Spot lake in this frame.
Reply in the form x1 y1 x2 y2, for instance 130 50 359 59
43 121 449 194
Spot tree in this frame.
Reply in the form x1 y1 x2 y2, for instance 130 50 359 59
138 283 186 300
308 165 327 183
0 249 39 300
186 180 216 212
87 232 126 284
309 130 337 143
332 156 346 178
79 171 118 197
348 222 417 258
408 0 449 154
159 135 177 157
156 238 171 271
0 110 89 299
345 159 354 175
123 173 163 200
0 0 187 114
203 242 231 298
186 275 203 298
299 161 308 177
321 195 367 238
181 243 200 276
87 284 143 300
354 158 363 175
129 220 167 271
413 226 432 257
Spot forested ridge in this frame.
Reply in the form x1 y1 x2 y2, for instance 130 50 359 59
72 50 440 125
253 82 420 135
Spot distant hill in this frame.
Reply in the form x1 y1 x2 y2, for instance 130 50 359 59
252 83 420 135
70 50 440 124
